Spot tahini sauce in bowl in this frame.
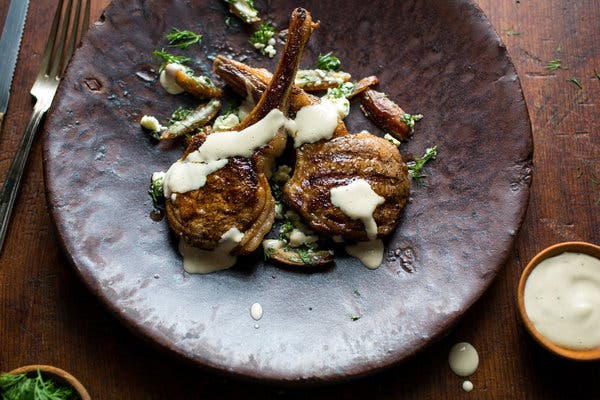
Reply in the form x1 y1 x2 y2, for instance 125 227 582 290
518 242 600 360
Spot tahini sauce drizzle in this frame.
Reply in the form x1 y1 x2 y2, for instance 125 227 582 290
290 101 339 147
179 228 244 274
345 240 384 270
163 109 287 197
524 252 600 350
159 63 186 95
330 179 385 269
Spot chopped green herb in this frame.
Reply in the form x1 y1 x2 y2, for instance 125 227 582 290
350 314 362 321
505 28 521 37
279 218 294 240
152 49 191 70
168 107 193 125
576 168 583 179
166 28 202 49
408 146 438 184
225 16 233 27
316 52 341 71
148 173 165 208
400 113 424 133
590 176 600 186
595 198 600 205
545 58 567 70
0 370 76 400
326 82 355 99
353 289 361 297
296 247 313 265
556 44 562 53
568 77 583 89
249 22 276 56
595 69 600 81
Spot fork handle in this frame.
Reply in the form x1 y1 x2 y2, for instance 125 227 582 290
0 103 47 253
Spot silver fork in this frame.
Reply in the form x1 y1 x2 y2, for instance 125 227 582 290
0 0 91 253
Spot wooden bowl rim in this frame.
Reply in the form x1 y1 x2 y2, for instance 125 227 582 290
517 241 600 361
7 364 91 400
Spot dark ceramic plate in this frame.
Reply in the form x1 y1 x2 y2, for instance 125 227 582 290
43 0 532 383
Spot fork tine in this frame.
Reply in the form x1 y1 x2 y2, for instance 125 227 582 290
48 0 73 79
38 0 65 79
64 0 83 76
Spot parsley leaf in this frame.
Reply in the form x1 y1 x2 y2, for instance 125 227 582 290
317 52 341 71
408 146 438 184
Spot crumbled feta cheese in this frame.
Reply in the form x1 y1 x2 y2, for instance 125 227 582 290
268 38 276 46
140 115 165 132
288 229 319 248
264 44 276 58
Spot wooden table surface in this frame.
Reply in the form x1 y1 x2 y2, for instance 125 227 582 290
0 0 598 398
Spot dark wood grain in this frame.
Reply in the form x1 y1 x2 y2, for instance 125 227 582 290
0 0 598 399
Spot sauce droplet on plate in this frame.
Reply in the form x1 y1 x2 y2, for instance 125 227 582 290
448 342 479 377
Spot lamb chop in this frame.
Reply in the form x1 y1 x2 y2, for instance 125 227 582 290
164 8 318 254
213 57 410 242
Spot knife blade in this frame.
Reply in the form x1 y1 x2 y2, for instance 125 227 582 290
0 0 30 128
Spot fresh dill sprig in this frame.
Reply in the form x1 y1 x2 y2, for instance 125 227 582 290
0 370 76 400
545 58 567 70
408 146 438 184
568 77 583 89
166 28 202 49
152 49 191 70
168 107 194 125
505 28 521 37
317 52 341 71
350 314 362 321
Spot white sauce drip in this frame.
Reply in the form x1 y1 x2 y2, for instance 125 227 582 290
524 252 600 350
345 239 384 269
291 101 339 147
163 109 287 197
462 380 474 392
448 342 479 377
250 303 263 320
330 179 384 240
159 63 185 95
179 228 244 274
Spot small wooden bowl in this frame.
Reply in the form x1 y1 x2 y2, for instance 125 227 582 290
8 365 91 400
517 241 600 361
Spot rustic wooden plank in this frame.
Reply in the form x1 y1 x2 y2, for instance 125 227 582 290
0 0 598 398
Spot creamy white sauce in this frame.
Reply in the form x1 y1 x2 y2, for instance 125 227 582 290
163 109 286 197
345 239 384 269
462 380 474 392
212 113 240 131
140 115 164 132
159 63 186 95
250 302 263 320
330 179 384 240
322 96 350 118
291 102 339 147
448 342 479 377
524 252 600 350
179 228 244 274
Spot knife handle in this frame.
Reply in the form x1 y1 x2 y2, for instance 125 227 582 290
0 103 46 254
0 112 4 128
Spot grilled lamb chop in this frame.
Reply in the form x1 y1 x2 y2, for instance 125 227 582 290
165 8 318 254
213 57 410 241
